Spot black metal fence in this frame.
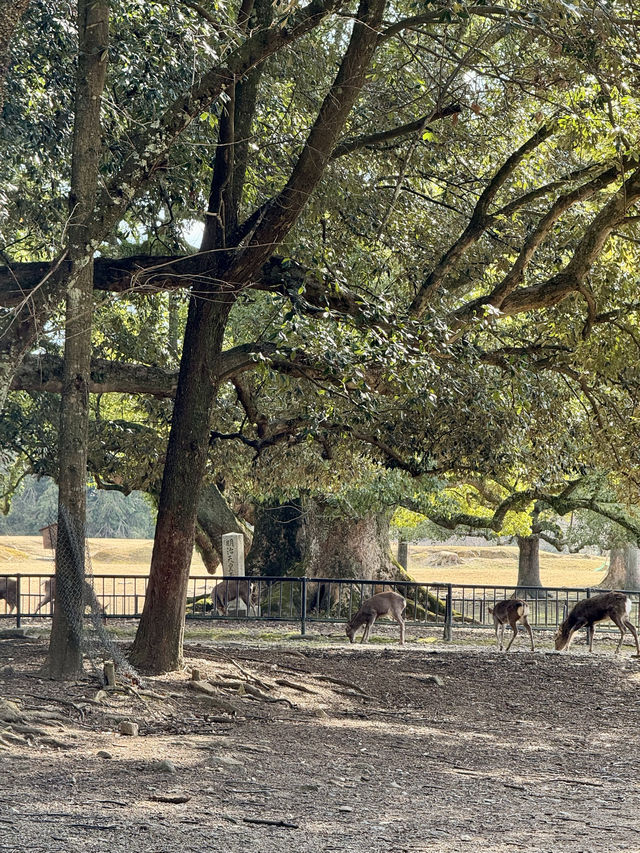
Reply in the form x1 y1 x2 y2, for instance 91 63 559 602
1 573 638 641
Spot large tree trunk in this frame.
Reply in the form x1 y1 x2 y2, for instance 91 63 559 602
245 498 426 614
515 534 543 594
245 500 304 577
245 498 395 580
128 294 234 672
303 500 395 580
599 545 640 590
625 546 640 589
45 0 109 679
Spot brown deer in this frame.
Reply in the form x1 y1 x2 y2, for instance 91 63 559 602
488 599 534 652
209 578 255 615
0 578 17 613
345 590 406 645
555 591 640 654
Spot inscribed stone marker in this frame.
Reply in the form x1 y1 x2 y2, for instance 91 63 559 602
222 532 245 576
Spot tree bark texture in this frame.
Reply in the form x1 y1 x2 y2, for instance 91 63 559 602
515 534 543 595
128 293 235 672
599 545 640 590
244 498 395 580
196 482 253 572
244 500 305 577
302 500 395 580
624 546 640 589
46 0 109 679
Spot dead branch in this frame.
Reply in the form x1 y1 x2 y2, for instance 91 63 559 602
274 678 318 694
312 674 370 695
211 678 295 707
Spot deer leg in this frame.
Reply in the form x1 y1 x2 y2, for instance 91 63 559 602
610 613 631 653
361 614 376 643
34 595 52 614
498 622 506 652
504 619 520 652
392 609 406 645
623 619 640 655
605 612 631 653
565 626 578 650
565 617 587 651
522 616 535 651
587 623 596 652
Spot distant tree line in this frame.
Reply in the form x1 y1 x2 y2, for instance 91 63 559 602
0 475 155 538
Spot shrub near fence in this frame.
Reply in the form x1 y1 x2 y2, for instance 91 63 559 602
1 574 638 642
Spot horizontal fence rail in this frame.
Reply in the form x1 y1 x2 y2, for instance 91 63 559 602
2 573 639 642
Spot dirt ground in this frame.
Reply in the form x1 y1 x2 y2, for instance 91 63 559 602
1 624 640 853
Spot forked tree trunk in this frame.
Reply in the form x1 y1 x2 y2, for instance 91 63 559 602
129 0 386 674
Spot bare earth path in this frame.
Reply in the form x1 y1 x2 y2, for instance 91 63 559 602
1 633 639 853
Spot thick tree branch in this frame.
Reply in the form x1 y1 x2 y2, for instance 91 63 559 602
451 164 622 326
452 166 640 326
10 339 355 396
409 123 555 318
402 487 540 531
224 0 386 285
0 0 346 417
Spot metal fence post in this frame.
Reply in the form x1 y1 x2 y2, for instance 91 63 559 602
300 577 307 636
15 574 21 629
443 584 452 642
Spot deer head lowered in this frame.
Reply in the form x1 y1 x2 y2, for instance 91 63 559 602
345 590 406 645
555 591 640 655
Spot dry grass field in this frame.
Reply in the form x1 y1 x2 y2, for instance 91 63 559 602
0 535 210 577
408 543 608 588
0 536 607 589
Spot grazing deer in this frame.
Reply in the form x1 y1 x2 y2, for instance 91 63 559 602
0 578 17 613
345 590 406 645
488 599 534 652
209 579 255 615
555 591 640 654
